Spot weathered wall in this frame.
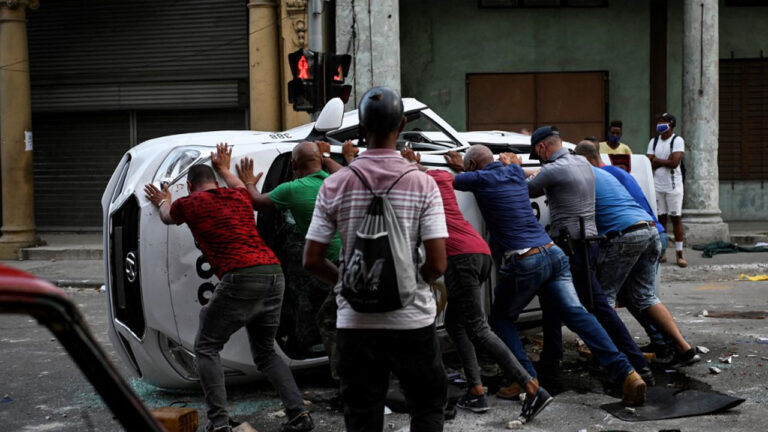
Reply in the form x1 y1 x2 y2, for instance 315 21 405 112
720 181 768 221
399 0 650 151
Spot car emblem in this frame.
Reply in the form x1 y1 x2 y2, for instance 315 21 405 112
125 251 138 283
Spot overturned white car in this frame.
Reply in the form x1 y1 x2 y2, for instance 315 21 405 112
102 98 657 388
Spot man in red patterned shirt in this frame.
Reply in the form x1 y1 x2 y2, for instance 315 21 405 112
144 145 313 432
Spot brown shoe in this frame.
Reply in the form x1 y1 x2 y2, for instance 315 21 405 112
676 251 688 268
622 371 647 406
496 382 524 400
660 252 667 263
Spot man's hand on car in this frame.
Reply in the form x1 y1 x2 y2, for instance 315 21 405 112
236 157 264 188
499 152 522 166
401 147 421 164
211 142 231 173
144 182 172 207
315 140 331 154
444 151 464 172
342 140 359 164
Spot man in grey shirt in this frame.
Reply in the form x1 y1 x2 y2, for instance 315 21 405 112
525 126 652 389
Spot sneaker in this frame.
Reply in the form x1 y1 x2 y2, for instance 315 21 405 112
281 412 314 432
669 348 701 367
621 371 647 407
456 391 490 413
637 366 656 387
496 383 524 400
517 387 552 424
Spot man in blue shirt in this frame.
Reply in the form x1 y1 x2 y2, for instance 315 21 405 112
574 142 673 358
445 144 647 408
574 142 700 367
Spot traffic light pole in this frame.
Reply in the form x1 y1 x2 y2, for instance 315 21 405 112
308 0 326 120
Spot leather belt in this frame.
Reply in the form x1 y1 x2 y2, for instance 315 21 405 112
513 242 553 260
607 221 654 239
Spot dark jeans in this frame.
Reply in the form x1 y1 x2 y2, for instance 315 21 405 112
337 324 447 432
316 283 339 379
491 245 634 384
541 242 648 372
194 266 305 429
444 253 532 388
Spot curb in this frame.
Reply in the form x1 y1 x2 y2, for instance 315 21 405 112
662 263 768 282
52 279 104 289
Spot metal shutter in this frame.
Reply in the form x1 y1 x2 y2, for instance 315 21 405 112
32 112 131 230
719 59 768 180
27 0 249 111
136 109 246 143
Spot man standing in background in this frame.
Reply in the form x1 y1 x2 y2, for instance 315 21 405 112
600 120 633 155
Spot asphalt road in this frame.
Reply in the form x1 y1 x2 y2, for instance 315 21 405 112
2 279 768 431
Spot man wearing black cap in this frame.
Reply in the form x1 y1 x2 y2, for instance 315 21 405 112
303 87 449 432
525 126 652 389
647 113 687 267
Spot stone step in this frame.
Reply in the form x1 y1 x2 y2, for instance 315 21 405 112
730 232 768 246
20 245 103 261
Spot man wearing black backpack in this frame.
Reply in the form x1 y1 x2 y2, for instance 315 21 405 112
303 87 449 432
646 113 687 267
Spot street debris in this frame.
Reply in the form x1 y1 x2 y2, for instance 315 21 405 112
623 407 636 415
0 396 12 404
506 419 523 429
99 285 106 292
384 406 392 415
720 355 734 364
233 422 258 432
696 346 710 354
710 367 723 374
267 409 286 419
697 310 709 317
705 310 767 319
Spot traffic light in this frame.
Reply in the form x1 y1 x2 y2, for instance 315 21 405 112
287 48 321 112
325 54 352 104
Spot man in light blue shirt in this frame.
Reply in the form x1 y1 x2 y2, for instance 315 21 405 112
579 142 700 367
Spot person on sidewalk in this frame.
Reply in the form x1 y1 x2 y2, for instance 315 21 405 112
574 142 701 367
573 141 674 360
524 126 653 389
647 113 687 267
143 145 313 432
400 148 549 421
599 120 633 155
233 140 355 380
303 87 449 432
444 144 646 408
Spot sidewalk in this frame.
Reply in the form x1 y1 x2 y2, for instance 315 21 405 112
2 221 767 287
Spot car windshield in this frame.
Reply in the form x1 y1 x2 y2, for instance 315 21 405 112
326 109 460 152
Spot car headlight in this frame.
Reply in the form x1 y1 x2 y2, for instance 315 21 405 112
153 147 203 185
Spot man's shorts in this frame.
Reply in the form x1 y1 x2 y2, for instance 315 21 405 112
656 188 684 216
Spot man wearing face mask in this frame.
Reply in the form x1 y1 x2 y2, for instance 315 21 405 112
599 120 632 155
646 113 687 267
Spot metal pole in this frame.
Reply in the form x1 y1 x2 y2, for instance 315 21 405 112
308 0 325 119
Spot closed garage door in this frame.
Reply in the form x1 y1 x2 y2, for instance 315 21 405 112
467 72 607 144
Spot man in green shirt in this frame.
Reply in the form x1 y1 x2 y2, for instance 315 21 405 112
235 140 346 377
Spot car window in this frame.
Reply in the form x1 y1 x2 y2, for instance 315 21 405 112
326 109 460 152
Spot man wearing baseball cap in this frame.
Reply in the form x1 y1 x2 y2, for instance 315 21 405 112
524 126 652 391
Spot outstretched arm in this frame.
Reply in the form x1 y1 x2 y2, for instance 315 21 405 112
211 143 245 189
235 157 274 211
400 147 429 173
144 183 176 225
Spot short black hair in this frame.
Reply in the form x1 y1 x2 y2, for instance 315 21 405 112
188 164 216 187
609 120 623 129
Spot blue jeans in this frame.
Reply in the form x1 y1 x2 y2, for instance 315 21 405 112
542 242 649 373
597 226 662 310
490 245 634 384
194 266 305 429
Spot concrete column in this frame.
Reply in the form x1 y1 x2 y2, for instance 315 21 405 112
278 0 310 129
0 0 38 259
681 0 728 245
336 0 400 110
248 1 281 131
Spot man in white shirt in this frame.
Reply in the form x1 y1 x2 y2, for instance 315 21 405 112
646 113 687 267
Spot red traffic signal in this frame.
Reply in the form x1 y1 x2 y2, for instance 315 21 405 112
288 49 319 81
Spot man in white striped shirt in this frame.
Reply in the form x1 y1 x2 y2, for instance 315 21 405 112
304 87 448 432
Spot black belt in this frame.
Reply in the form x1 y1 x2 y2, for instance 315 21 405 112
606 221 654 239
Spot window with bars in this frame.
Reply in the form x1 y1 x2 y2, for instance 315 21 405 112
719 59 768 180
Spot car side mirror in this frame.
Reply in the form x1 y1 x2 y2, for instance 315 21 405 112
314 97 344 132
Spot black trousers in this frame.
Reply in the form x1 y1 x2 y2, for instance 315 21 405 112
337 324 447 432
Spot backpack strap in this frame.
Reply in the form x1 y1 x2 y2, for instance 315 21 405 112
652 135 660 152
348 165 419 197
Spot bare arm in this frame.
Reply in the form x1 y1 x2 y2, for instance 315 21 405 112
420 238 447 283
318 140 359 174
652 151 683 170
144 183 176 225
235 157 273 211
400 147 429 173
303 240 339 285
211 143 245 189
